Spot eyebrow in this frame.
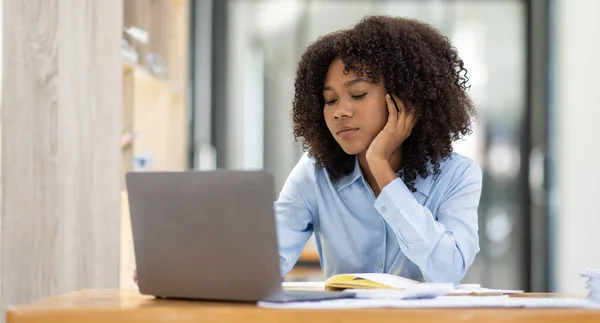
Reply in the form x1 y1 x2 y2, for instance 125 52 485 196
323 78 370 92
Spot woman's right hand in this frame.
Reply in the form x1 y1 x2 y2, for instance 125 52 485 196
133 269 138 285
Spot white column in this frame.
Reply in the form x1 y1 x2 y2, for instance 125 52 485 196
554 0 600 293
1 0 122 319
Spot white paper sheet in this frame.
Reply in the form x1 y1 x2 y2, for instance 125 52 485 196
282 281 524 296
347 283 454 300
258 296 600 310
448 285 524 296
282 281 326 291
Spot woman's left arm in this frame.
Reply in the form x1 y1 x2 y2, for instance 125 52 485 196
372 160 482 284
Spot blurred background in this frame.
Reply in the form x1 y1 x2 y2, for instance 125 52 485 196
1 0 599 317
118 0 597 293
113 0 599 291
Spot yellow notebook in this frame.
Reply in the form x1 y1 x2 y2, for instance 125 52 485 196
324 273 419 291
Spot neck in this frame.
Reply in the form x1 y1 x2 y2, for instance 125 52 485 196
358 150 403 194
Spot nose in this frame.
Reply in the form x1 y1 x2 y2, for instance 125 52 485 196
333 100 353 119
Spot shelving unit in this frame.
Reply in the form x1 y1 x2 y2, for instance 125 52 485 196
120 0 190 289
120 0 189 188
121 62 187 179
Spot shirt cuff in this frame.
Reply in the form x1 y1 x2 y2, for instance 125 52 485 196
373 178 422 248
373 177 414 214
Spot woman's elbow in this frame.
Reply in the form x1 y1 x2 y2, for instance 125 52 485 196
424 248 478 284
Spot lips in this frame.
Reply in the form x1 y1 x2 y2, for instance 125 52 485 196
336 126 359 135
336 126 359 139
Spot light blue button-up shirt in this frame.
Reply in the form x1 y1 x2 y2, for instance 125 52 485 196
274 152 482 284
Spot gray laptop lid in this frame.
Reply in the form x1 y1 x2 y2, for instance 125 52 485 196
126 170 282 301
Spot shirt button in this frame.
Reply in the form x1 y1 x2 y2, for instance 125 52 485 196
380 206 387 214
377 261 383 269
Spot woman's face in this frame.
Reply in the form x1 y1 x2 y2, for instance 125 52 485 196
323 58 389 155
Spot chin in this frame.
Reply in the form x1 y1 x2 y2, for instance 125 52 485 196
338 142 367 156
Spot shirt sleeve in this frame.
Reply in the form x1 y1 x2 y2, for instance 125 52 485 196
273 157 316 277
373 160 482 284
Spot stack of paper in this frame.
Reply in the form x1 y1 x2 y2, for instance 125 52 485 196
347 283 455 300
282 281 326 291
258 295 600 310
282 279 524 297
582 269 600 302
450 284 524 296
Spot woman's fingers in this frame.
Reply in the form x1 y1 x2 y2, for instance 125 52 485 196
385 93 398 123
405 113 416 138
389 94 408 128
386 93 416 139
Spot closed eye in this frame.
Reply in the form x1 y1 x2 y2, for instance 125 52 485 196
325 99 337 105
352 93 367 100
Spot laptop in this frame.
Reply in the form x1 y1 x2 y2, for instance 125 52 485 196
126 170 355 303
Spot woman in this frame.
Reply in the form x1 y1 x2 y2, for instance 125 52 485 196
276 15 482 284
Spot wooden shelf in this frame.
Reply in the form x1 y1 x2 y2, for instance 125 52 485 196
120 0 190 189
122 61 183 98
123 0 189 95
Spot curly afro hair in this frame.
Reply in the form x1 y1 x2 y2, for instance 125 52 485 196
292 15 476 192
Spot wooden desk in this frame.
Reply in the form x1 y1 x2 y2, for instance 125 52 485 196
6 290 600 323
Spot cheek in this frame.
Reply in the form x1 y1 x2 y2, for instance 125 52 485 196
323 108 335 130
323 106 331 119
369 102 389 130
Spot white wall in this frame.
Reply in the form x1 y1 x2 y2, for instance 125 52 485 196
554 0 600 293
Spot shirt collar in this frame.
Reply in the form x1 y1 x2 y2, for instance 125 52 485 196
333 155 363 192
413 169 434 196
333 155 435 196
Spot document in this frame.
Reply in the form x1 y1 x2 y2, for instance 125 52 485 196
449 285 524 296
347 283 454 300
258 296 600 310
282 280 524 296
324 273 418 290
282 281 326 291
